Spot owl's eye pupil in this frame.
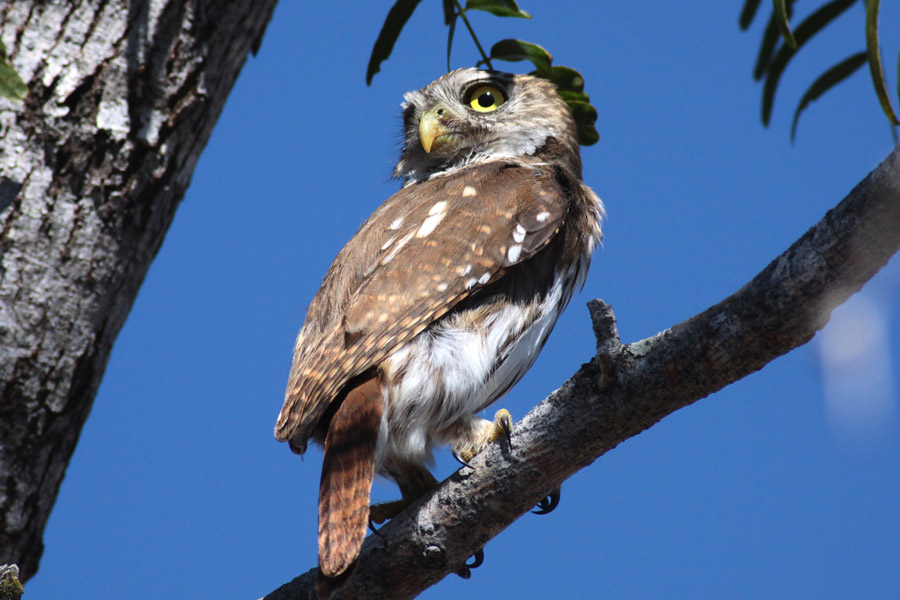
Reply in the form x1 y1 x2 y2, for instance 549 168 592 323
477 92 494 108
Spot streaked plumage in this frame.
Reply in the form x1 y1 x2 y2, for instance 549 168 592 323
275 68 603 594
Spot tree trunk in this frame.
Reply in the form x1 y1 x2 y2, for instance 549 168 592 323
0 0 277 580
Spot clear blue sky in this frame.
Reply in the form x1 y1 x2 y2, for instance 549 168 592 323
25 2 899 599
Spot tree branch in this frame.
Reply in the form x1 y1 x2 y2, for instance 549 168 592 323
262 147 900 600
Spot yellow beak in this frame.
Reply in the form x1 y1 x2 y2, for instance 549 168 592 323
418 108 455 154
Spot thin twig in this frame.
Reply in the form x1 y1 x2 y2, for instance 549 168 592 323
453 0 493 69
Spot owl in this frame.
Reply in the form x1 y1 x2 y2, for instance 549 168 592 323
275 68 604 595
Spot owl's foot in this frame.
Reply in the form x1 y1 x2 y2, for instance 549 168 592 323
368 499 410 531
454 548 485 579
532 487 561 514
452 408 513 465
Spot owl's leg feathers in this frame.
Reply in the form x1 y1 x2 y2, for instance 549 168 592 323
317 376 384 594
452 408 513 464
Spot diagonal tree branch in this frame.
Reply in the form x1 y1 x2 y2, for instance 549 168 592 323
262 146 900 600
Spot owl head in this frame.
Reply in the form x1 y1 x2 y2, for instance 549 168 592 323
394 69 581 185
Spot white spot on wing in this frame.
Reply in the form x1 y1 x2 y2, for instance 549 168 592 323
382 231 415 263
416 212 445 237
381 236 396 251
465 277 478 289
536 211 550 223
459 264 473 276
437 282 449 292
462 185 477 197
513 224 526 244
478 272 491 285
508 244 522 262
389 217 404 230
428 201 448 216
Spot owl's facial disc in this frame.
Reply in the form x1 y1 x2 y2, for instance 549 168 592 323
418 106 463 154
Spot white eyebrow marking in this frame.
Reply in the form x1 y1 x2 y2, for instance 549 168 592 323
428 201 448 216
513 224 526 244
507 244 522 262
389 216 404 230
536 211 550 223
416 212 445 237
462 185 477 197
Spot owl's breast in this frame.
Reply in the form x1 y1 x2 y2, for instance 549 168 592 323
377 257 583 470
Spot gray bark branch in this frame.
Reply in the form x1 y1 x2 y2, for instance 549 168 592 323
0 0 276 579
262 148 900 599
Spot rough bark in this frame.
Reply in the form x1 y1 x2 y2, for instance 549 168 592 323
261 148 900 600
0 0 276 580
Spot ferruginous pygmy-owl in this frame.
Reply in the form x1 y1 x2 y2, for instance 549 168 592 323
274 68 604 594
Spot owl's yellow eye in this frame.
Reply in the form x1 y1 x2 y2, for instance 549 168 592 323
467 85 506 112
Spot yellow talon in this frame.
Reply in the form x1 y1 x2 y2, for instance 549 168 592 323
454 409 513 464
493 408 512 444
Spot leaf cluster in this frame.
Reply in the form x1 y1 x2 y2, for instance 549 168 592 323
366 0 599 146
742 0 898 141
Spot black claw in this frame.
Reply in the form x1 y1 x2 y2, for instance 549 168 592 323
466 548 484 570
367 520 385 536
454 548 484 580
531 488 561 515
451 450 474 470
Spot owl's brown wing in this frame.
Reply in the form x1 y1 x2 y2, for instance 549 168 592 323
275 161 570 449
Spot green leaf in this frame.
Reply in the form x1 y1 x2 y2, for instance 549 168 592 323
487 39 552 75
753 12 783 80
740 0 763 30
545 65 584 93
366 0 424 85
566 100 600 146
760 0 857 125
791 51 867 141
865 0 900 124
773 0 798 49
465 0 531 19
555 89 590 103
0 40 26 101
541 66 589 103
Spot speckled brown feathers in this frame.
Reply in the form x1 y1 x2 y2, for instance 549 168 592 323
276 68 604 594
317 376 382 578
274 161 571 451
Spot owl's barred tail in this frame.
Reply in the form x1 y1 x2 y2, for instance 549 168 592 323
317 376 383 597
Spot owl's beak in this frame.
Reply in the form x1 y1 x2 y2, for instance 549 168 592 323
418 107 459 154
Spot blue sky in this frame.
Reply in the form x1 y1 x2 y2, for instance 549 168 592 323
25 2 899 599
